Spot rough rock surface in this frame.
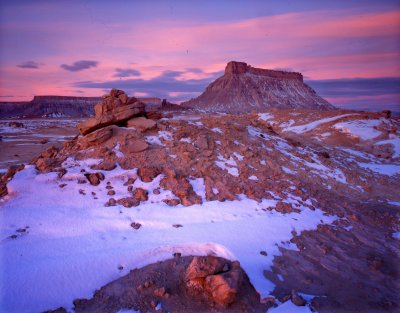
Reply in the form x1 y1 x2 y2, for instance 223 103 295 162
48 256 268 313
182 61 335 113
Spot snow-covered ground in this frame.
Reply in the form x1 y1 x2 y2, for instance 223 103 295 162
333 119 383 140
0 160 335 313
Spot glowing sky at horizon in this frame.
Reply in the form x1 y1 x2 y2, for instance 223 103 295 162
0 0 399 111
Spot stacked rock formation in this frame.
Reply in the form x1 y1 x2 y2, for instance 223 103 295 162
182 61 335 113
78 89 147 135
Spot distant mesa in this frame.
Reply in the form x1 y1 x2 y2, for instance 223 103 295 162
182 61 336 113
0 95 164 118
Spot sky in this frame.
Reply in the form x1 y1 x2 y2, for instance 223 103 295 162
0 0 399 111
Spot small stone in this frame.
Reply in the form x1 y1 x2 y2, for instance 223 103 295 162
163 199 180 206
107 190 116 196
79 189 86 195
173 252 181 259
106 185 113 189
154 287 167 298
59 183 67 188
153 188 161 195
133 188 148 201
127 185 133 192
105 198 116 207
291 290 306 306
130 222 142 229
124 177 136 186
172 224 183 228
260 251 268 256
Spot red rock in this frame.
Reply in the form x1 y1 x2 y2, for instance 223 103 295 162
145 110 163 120
84 172 105 186
35 158 58 172
291 290 306 306
117 197 140 207
127 117 156 132
79 126 114 148
186 256 226 280
137 167 161 182
121 139 149 154
133 188 148 201
163 199 180 206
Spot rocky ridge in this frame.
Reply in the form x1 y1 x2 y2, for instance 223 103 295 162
182 61 335 113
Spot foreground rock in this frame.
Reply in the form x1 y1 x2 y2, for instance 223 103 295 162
46 256 268 313
186 256 244 306
182 61 336 113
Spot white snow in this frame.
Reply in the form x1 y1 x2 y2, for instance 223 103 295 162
215 154 239 177
357 162 400 176
211 127 223 134
0 161 335 313
283 114 354 133
269 300 312 312
392 232 400 239
179 137 192 143
258 113 274 121
233 152 244 161
249 175 258 181
113 143 124 158
334 119 382 140
146 131 173 146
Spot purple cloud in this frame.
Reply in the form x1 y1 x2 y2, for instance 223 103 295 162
113 68 141 78
61 60 98 72
17 61 41 69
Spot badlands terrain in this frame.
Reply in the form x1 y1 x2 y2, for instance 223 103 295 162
1 64 400 313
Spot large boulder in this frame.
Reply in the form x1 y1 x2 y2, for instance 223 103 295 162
127 117 156 132
185 256 244 307
78 126 114 148
78 89 145 135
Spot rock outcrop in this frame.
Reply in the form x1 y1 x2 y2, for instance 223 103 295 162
60 255 267 313
182 61 335 113
78 89 146 135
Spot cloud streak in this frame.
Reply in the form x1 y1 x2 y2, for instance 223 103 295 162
60 60 98 72
113 68 141 78
73 69 223 101
307 77 400 111
17 61 41 69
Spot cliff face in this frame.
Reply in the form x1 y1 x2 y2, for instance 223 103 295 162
0 96 162 118
182 61 335 113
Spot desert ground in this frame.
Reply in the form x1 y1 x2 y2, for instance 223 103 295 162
1 90 399 313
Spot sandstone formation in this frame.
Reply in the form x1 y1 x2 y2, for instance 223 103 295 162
182 61 336 113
